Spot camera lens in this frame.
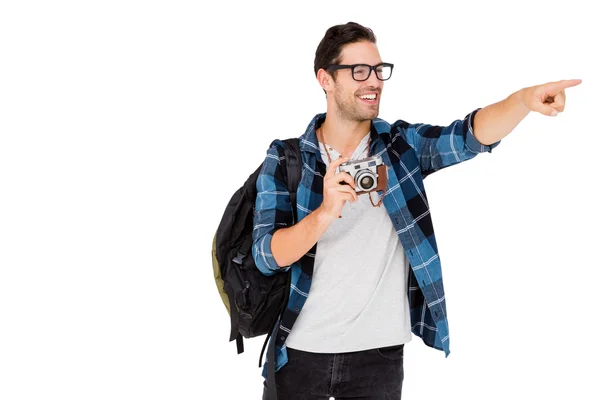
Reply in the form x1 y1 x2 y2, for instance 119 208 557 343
355 169 376 191
360 175 374 190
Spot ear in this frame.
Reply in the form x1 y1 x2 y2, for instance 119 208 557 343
317 68 334 93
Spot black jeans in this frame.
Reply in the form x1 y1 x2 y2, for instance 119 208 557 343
262 344 404 400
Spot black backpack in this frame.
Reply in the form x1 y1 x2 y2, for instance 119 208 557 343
211 138 302 362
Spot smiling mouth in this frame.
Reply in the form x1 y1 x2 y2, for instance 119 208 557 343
357 93 378 104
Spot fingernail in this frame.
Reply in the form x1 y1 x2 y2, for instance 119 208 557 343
551 110 558 117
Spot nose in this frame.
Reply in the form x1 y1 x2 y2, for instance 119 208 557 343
365 67 383 89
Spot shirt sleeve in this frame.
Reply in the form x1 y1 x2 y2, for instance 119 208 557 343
394 108 500 177
252 141 293 276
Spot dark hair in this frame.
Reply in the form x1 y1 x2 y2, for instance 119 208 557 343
313 22 377 78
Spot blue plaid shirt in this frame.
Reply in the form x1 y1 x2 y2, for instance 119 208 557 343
252 109 500 378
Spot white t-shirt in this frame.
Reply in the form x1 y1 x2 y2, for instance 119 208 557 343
285 133 412 353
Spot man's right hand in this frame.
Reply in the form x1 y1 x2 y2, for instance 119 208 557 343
269 156 359 267
320 156 358 219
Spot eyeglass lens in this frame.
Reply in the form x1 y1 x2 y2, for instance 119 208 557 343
353 64 392 81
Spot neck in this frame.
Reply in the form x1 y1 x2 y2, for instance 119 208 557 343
319 115 371 159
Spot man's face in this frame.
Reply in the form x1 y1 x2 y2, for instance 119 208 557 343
330 41 384 122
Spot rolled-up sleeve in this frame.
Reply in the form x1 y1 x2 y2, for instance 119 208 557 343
252 142 293 276
463 108 500 154
395 108 500 176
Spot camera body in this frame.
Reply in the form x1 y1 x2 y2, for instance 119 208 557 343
339 155 387 194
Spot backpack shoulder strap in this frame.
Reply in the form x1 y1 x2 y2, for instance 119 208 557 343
259 139 300 397
282 138 301 224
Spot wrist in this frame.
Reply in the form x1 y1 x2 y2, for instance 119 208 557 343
314 205 337 226
513 88 531 114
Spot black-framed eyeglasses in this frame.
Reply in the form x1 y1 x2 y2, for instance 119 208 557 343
326 62 394 81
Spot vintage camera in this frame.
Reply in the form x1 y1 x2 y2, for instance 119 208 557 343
339 155 387 194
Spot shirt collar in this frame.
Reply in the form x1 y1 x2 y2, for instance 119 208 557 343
299 113 392 160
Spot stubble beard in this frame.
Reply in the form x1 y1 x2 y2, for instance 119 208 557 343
333 85 379 122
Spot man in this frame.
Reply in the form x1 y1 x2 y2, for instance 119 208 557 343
252 21 581 400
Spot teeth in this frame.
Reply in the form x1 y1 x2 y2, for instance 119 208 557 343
360 94 376 100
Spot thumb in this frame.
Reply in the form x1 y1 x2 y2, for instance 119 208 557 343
532 103 559 117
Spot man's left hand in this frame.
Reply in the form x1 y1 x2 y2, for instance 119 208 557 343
521 79 582 116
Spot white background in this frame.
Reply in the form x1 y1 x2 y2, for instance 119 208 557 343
1 0 599 399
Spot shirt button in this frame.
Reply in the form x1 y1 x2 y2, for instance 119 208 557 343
295 308 300 312
280 336 285 341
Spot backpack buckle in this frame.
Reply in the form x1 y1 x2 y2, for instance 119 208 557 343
232 251 245 265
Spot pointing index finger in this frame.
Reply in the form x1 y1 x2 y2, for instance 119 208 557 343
546 79 582 95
